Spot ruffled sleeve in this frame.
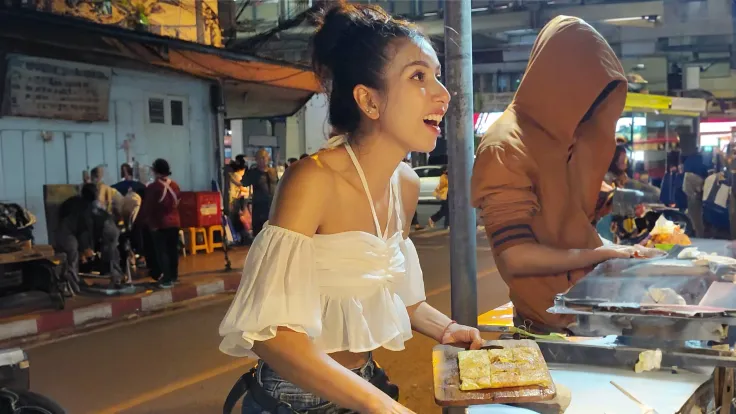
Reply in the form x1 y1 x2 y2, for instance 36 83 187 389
219 225 320 358
396 237 426 307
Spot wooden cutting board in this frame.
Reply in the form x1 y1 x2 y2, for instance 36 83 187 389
432 339 556 407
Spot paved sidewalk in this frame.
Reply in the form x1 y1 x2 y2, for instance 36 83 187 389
0 247 249 344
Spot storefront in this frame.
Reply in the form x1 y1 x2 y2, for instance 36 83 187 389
699 118 736 151
615 93 706 183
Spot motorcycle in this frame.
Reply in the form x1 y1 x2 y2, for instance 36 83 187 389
0 348 66 413
597 179 694 245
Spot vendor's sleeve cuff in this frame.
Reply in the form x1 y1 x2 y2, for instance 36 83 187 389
486 220 538 254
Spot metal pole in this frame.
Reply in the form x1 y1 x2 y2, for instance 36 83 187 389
444 0 477 327
213 82 232 271
443 2 476 411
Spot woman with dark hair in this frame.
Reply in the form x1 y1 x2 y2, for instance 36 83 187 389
605 144 629 188
139 159 181 288
593 144 630 222
219 3 481 413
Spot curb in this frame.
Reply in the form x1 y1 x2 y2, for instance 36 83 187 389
0 273 242 342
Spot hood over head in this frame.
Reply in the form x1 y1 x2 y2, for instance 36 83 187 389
512 16 627 148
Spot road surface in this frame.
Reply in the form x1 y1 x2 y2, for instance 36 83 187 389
27 226 508 414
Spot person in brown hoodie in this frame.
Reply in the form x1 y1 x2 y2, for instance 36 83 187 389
471 16 660 333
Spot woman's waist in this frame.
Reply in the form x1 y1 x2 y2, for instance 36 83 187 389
260 351 371 373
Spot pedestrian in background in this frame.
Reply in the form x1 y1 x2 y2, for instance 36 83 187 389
428 166 449 228
242 149 278 237
139 159 181 289
228 158 252 244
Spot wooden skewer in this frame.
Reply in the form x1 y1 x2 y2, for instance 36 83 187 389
610 381 644 405
610 381 657 414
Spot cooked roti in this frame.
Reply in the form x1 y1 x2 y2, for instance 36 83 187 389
458 350 492 391
458 347 550 391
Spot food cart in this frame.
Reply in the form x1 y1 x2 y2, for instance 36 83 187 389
437 239 736 413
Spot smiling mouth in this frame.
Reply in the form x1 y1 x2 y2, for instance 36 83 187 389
423 114 443 127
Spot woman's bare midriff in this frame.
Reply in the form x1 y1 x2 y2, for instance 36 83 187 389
329 350 371 370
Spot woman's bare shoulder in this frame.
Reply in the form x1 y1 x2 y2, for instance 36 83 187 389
270 155 337 236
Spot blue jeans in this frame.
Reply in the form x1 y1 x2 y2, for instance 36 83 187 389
241 358 394 413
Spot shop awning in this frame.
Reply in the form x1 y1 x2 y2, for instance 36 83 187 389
0 8 320 118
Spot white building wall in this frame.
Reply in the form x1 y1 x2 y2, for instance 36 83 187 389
303 94 330 155
230 119 244 156
0 55 215 243
285 109 305 159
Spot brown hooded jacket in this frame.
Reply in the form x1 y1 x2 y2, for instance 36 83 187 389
471 16 628 329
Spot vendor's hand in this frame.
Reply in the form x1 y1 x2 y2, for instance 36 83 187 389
631 245 666 259
441 322 483 350
595 245 635 261
595 245 664 261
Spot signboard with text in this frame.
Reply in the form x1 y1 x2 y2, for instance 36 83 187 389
4 56 111 122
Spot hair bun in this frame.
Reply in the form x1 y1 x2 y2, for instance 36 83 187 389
308 1 424 135
311 1 393 84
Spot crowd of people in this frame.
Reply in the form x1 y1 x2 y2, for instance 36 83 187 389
54 159 182 290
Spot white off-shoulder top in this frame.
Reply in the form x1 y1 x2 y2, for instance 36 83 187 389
218 142 426 358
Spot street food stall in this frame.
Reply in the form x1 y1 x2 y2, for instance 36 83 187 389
435 236 736 413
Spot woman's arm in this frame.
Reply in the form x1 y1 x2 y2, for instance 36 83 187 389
398 164 482 349
255 160 411 414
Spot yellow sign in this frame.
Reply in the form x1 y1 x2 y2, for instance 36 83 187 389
625 93 672 111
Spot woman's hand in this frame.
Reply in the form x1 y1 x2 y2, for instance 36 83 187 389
364 397 416 414
440 322 483 350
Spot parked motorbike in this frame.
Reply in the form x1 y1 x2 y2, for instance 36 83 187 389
0 348 65 414
597 180 694 245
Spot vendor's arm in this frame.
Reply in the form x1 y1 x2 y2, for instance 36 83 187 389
471 143 630 278
396 164 482 349
227 160 410 414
